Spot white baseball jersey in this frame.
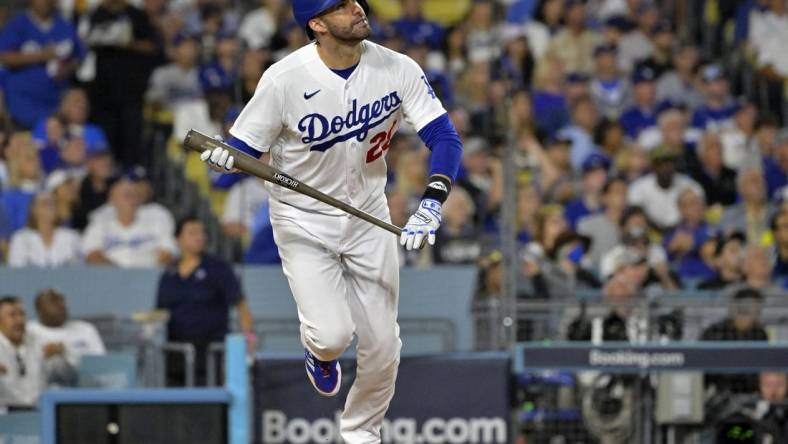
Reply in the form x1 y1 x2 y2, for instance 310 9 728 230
229 40 445 217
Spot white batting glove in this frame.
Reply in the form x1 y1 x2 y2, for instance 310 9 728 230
199 136 235 171
400 199 442 250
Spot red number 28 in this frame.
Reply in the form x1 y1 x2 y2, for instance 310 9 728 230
365 119 398 163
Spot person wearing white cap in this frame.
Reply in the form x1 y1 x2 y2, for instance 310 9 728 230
7 192 81 267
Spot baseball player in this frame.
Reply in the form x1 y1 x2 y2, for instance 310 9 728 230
201 0 462 441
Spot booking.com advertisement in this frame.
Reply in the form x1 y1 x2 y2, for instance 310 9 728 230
253 354 511 444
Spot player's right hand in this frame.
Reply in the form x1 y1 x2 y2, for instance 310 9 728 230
200 146 235 171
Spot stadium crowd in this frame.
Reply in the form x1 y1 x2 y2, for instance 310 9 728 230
1 0 788 435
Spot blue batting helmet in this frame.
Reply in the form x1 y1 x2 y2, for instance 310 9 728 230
292 0 370 39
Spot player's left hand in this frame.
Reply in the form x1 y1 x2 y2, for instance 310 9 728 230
400 199 442 250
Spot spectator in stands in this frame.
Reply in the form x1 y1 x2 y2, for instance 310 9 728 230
156 217 254 386
45 169 78 227
2 133 43 233
434 186 481 265
594 118 629 160
663 189 716 281
559 95 602 171
656 44 703 110
698 232 746 290
31 87 109 175
86 0 158 168
145 32 202 112
522 0 563 60
760 371 788 402
764 130 788 198
239 0 285 50
748 0 788 121
637 108 697 165
71 144 114 230
455 137 502 224
27 289 105 367
720 101 759 170
627 145 703 229
589 43 630 120
0 0 85 130
578 175 628 269
771 210 788 286
721 168 774 245
455 61 496 135
701 287 768 393
464 0 501 63
82 176 176 267
691 65 738 130
564 153 609 229
391 0 444 50
600 206 678 289
497 32 534 94
754 371 788 443
0 295 73 410
726 245 785 299
689 132 738 208
639 20 674 78
513 183 540 244
620 66 670 139
521 206 590 298
222 177 268 241
89 165 174 236
527 134 574 204
198 31 238 104
7 191 80 267
530 55 571 136
476 250 503 301
617 2 658 73
238 49 269 104
544 0 601 75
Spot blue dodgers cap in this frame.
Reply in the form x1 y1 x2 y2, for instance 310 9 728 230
546 133 574 148
173 31 198 45
593 42 617 57
702 64 725 82
292 0 342 29
581 152 611 174
124 165 149 182
632 65 657 84
565 71 590 84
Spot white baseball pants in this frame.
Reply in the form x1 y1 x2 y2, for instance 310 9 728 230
270 201 401 444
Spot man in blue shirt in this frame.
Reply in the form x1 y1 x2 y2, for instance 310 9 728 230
691 65 738 130
559 95 602 171
156 216 255 386
620 65 672 139
0 0 85 129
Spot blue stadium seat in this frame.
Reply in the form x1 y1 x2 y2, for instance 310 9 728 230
0 411 40 443
77 353 138 389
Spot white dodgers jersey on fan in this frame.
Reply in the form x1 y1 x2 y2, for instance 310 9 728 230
229 40 445 217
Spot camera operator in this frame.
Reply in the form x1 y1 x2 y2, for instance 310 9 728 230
701 287 768 394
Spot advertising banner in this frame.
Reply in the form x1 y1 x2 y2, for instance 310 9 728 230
253 353 511 444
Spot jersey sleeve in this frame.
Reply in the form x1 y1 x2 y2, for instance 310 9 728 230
229 70 285 153
398 55 447 132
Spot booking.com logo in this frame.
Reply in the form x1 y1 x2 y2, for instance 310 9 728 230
262 410 508 443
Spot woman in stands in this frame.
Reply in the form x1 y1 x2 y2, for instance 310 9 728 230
7 191 81 267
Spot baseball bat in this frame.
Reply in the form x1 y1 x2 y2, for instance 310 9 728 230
183 130 402 236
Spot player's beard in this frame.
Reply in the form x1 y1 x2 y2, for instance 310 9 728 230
325 18 371 44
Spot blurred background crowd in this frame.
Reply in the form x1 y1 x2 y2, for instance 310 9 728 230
0 0 787 288
1 0 788 440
